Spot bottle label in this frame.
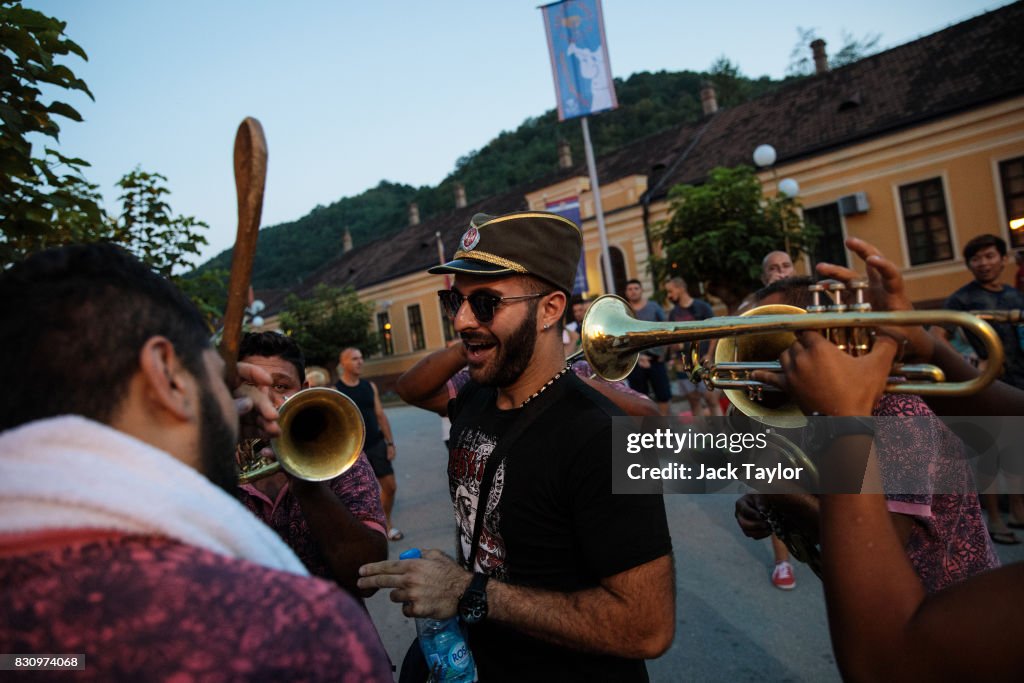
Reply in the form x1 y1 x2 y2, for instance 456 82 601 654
420 623 474 681
447 640 470 672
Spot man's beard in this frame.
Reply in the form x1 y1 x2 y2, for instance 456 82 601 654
465 303 539 388
198 381 240 494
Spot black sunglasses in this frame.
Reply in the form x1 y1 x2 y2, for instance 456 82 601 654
437 289 549 323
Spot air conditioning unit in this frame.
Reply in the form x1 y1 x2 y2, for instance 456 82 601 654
838 192 870 216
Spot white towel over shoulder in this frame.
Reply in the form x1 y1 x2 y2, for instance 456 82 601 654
0 416 307 575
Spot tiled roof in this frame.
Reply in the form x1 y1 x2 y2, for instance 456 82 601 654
645 1 1024 196
266 1 1024 313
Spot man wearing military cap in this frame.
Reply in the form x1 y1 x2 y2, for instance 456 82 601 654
361 211 675 682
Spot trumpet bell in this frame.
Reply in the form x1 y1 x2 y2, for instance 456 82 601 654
714 304 807 427
273 387 365 481
237 387 365 484
580 294 641 381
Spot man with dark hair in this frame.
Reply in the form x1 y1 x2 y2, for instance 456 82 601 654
935 233 1024 544
361 212 674 682
336 346 402 540
624 277 673 415
0 244 391 681
236 331 387 594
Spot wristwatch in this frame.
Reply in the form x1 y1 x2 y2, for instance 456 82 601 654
458 572 489 624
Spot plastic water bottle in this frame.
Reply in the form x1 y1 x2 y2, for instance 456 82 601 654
399 548 477 682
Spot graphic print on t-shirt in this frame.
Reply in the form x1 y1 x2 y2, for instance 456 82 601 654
449 425 507 579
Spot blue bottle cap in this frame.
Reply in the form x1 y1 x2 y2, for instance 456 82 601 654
399 548 422 560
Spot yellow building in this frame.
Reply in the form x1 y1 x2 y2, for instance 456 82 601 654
264 2 1024 390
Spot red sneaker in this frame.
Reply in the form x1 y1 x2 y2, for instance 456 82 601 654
771 560 796 590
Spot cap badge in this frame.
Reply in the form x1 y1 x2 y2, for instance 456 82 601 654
461 226 481 251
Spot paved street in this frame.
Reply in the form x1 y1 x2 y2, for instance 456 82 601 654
367 403 1024 682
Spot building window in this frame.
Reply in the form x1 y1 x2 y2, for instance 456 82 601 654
804 203 848 268
407 304 425 351
1000 156 1024 248
440 301 456 342
377 312 394 356
899 178 953 266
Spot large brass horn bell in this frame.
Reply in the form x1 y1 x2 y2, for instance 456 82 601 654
713 304 808 425
238 387 365 484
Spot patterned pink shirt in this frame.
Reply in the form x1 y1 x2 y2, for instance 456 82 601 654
0 533 392 681
237 453 385 579
875 395 1000 592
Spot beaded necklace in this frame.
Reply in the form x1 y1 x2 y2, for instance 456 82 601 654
519 364 571 408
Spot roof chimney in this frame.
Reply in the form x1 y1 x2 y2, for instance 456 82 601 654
454 182 467 209
342 227 353 253
811 38 829 74
408 202 420 226
700 80 718 116
557 138 573 169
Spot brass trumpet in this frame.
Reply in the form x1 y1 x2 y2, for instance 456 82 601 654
580 284 1008 420
237 387 365 484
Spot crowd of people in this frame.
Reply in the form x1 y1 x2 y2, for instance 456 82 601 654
1 211 1023 680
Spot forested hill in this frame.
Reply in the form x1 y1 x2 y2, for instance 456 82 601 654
193 65 788 289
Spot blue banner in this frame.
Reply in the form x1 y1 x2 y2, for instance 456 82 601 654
541 0 617 121
546 197 589 295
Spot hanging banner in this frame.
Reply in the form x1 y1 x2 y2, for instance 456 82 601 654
540 0 618 121
546 197 589 295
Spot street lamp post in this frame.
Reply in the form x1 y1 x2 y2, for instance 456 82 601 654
753 143 800 255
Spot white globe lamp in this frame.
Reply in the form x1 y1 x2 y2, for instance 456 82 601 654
753 144 777 168
778 178 800 197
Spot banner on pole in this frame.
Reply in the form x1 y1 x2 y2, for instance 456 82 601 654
540 0 618 121
546 197 589 295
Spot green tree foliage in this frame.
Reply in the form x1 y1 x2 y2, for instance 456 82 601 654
114 168 209 278
176 267 227 330
0 0 107 267
653 166 817 311
110 168 222 327
278 284 379 367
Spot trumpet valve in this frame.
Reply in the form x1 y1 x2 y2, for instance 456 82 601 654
826 281 848 312
850 279 871 309
807 282 826 313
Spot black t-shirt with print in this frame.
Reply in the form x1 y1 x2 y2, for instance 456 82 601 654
447 373 672 682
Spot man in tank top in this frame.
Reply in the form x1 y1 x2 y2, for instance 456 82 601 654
336 347 402 540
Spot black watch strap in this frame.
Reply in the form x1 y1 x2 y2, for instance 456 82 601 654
459 572 489 624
